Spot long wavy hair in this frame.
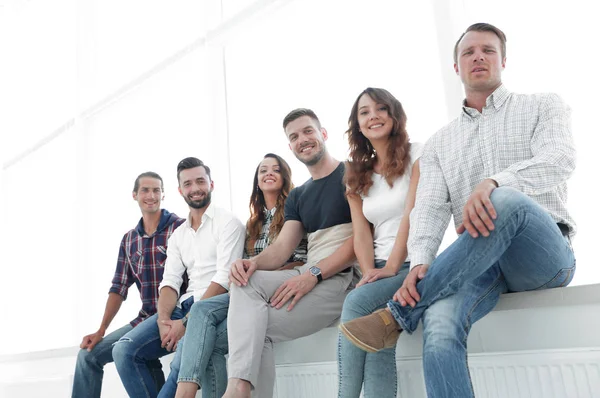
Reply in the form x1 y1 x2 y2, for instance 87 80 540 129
246 153 294 255
344 87 411 197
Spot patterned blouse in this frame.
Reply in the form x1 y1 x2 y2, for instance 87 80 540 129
244 207 308 263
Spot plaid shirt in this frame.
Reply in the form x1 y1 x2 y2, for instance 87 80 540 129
109 209 185 326
409 85 576 269
244 207 308 262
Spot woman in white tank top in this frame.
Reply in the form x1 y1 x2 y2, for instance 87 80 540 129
338 88 423 398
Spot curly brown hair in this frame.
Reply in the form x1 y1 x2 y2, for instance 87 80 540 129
246 153 294 255
344 88 411 197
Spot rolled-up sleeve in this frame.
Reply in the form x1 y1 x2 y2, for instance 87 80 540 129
158 230 185 297
212 217 246 290
109 236 134 299
408 140 452 269
489 94 575 195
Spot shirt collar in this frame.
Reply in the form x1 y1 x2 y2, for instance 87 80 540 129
185 203 215 227
264 207 277 217
136 209 170 237
462 84 510 118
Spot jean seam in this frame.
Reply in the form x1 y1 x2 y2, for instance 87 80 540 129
533 263 576 290
399 203 528 332
189 306 227 383
461 272 504 398
337 334 343 397
119 331 163 398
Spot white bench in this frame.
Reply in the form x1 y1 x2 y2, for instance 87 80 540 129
1 284 599 397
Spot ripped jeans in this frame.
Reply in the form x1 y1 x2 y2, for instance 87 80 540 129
112 297 194 398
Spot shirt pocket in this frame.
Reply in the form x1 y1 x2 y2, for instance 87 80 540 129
130 249 144 276
153 245 168 268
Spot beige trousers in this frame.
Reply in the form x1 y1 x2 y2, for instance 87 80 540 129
227 265 353 397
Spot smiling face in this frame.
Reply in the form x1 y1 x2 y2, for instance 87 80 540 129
133 177 163 214
178 166 213 210
256 157 284 195
454 30 506 96
357 93 394 144
285 115 328 166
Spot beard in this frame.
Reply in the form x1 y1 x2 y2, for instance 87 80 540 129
185 191 211 209
295 144 326 166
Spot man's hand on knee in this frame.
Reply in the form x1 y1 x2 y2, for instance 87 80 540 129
160 319 185 351
157 319 171 345
394 264 428 307
80 330 104 352
270 273 317 311
457 179 498 238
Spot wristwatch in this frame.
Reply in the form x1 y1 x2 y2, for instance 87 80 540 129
309 265 323 283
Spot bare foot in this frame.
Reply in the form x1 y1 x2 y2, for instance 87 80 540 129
222 378 251 398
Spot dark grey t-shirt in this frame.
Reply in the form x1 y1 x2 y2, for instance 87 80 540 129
284 162 353 266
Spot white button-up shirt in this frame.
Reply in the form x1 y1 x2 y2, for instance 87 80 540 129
409 84 576 269
158 204 245 305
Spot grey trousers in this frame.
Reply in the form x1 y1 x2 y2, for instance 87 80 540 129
227 265 353 397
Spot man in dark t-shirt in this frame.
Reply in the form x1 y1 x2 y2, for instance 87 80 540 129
224 109 357 398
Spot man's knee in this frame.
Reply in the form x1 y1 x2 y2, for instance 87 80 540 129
76 347 99 369
489 186 533 215
189 300 210 320
111 336 135 366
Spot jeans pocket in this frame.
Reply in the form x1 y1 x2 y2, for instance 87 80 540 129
536 262 576 290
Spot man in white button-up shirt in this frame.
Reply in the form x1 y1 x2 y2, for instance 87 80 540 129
113 157 245 398
340 23 576 398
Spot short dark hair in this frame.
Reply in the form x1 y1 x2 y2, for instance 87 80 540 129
176 157 211 183
282 108 321 130
453 23 507 64
133 171 163 193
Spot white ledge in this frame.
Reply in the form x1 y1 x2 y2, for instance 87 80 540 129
273 283 600 364
1 284 599 397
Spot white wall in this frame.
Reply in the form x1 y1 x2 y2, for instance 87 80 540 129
0 0 598 357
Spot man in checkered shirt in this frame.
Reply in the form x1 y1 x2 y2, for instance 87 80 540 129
72 172 185 398
339 22 576 397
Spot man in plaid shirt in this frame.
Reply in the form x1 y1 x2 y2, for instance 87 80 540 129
72 172 185 398
340 23 576 397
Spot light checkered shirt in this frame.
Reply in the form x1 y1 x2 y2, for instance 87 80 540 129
408 84 576 269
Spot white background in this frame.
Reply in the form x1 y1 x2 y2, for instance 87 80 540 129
0 0 598 356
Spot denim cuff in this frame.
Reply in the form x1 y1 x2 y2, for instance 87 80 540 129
387 300 416 333
177 376 201 387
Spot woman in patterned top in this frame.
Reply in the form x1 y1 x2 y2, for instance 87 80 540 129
245 153 307 263
338 88 423 398
160 153 306 398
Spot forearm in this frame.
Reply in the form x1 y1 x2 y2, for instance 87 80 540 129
200 282 227 300
490 151 575 195
254 240 298 270
157 287 178 321
491 94 575 194
408 149 450 268
354 233 375 274
319 236 356 280
385 217 409 273
98 293 124 333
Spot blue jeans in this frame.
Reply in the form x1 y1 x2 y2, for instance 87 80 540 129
338 261 410 398
388 187 576 397
71 324 165 398
113 297 194 398
158 293 230 398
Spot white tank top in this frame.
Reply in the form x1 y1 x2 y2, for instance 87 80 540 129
362 142 423 261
